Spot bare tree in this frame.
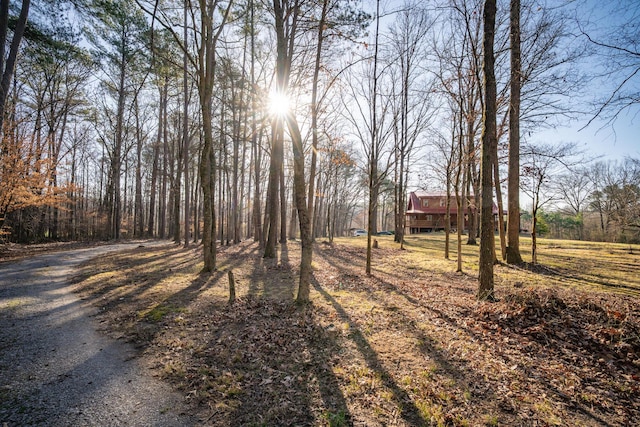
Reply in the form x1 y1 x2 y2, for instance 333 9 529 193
505 0 523 264
182 0 190 247
576 1 640 125
587 158 640 243
138 0 235 269
521 141 582 263
0 0 30 132
388 2 433 249
478 0 496 301
432 3 476 270
270 0 314 302
340 0 395 275
556 167 592 240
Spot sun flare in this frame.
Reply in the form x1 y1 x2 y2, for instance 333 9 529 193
268 91 291 117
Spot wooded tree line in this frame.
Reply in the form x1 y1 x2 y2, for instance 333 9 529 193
0 0 637 300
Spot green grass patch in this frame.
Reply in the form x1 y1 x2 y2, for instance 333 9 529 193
143 303 186 322
322 409 348 427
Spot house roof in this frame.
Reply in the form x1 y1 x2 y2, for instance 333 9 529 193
411 190 446 198
407 192 454 215
406 191 501 215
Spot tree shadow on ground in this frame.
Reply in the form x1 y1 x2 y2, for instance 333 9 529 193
246 242 296 300
312 242 518 424
205 244 350 424
68 240 639 425
502 258 640 296
71 240 348 425
311 278 427 425
207 298 352 426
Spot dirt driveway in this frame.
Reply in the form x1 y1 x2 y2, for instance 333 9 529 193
0 242 197 426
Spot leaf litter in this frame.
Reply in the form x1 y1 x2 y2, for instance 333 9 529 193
72 239 640 426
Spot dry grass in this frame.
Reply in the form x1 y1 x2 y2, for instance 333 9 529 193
361 234 640 296
71 235 640 426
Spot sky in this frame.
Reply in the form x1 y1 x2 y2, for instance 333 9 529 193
374 0 639 164
532 108 639 162
529 0 639 162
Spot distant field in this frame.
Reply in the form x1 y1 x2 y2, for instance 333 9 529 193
338 233 640 296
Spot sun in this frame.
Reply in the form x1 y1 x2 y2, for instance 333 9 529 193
268 90 291 117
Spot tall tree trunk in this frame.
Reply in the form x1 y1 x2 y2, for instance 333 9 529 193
445 176 452 260
238 118 248 242
286 113 312 303
506 0 523 264
465 112 477 245
366 0 381 276
232 107 241 244
148 84 164 237
264 120 281 257
455 108 466 273
531 204 538 264
271 0 310 301
134 97 144 237
0 0 30 132
159 89 168 238
219 141 225 244
111 46 127 240
193 164 200 243
307 0 328 241
196 0 233 271
69 144 77 239
173 112 182 244
478 0 496 301
183 2 190 247
493 154 506 261
279 155 287 243
253 128 263 244
249 0 263 245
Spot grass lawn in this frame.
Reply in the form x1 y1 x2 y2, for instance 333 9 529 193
376 233 640 296
72 234 640 426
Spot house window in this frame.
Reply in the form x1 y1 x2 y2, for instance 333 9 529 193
439 198 445 207
422 199 429 207
426 215 432 221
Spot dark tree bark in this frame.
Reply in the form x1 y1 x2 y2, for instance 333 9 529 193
148 83 165 237
159 87 168 239
506 0 523 264
478 0 496 300
134 97 144 237
172 114 182 244
465 107 478 245
493 150 505 261
182 0 190 247
264 118 282 258
279 155 287 243
0 0 30 132
109 43 127 240
197 0 234 272
455 109 466 273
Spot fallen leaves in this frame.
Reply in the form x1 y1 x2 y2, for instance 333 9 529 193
72 240 640 426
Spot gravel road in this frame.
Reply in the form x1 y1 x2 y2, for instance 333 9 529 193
0 242 198 426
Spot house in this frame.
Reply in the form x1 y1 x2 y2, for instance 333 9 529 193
405 190 502 234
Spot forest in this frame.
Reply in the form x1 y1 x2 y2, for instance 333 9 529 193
0 0 639 295
1 1 640 425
